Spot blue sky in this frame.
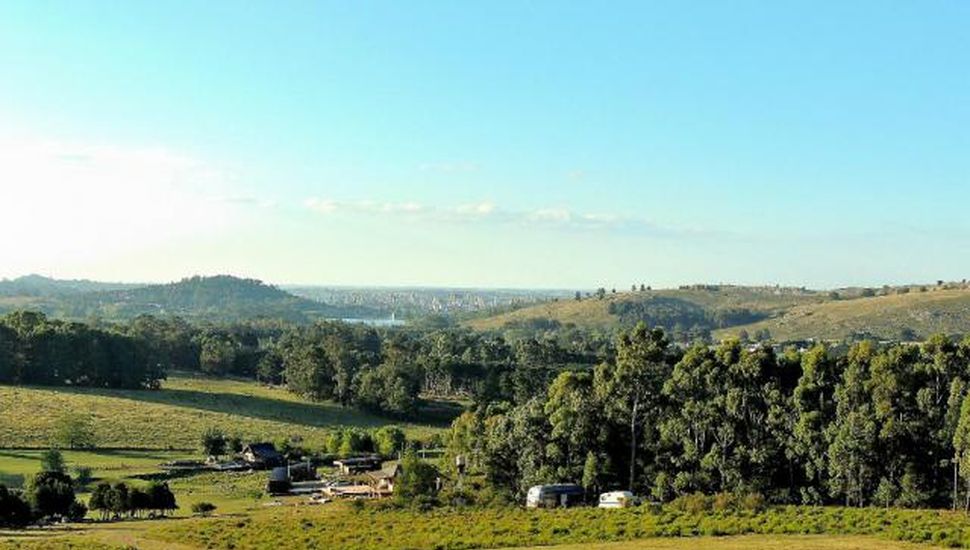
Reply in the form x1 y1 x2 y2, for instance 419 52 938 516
0 1 968 288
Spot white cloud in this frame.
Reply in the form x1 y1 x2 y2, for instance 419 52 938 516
304 196 687 236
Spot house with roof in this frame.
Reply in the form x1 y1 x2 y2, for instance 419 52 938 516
333 455 382 475
241 442 284 469
367 462 402 496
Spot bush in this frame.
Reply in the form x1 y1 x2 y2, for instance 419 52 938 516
191 501 217 516
0 485 33 527
741 492 766 512
712 492 736 511
670 493 710 513
72 466 93 488
67 500 88 521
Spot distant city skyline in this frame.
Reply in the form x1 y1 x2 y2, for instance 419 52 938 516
1 2 968 288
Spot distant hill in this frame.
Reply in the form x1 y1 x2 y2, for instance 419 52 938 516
467 284 970 342
713 287 970 342
0 274 138 296
465 285 829 337
0 275 381 323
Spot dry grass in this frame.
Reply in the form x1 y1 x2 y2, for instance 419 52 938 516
466 287 826 332
715 288 970 341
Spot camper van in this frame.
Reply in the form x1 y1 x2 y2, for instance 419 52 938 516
598 491 635 508
525 484 585 508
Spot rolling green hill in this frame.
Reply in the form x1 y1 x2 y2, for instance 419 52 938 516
466 286 829 334
468 285 970 343
713 287 970 342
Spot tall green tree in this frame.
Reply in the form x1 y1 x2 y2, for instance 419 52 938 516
594 323 671 492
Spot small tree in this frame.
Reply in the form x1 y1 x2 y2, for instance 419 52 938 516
89 482 112 520
25 471 78 519
129 488 151 518
107 483 130 519
395 450 439 507
373 426 407 457
40 449 65 474
0 485 33 527
147 482 178 517
72 465 93 489
200 427 227 459
582 452 601 496
52 413 97 450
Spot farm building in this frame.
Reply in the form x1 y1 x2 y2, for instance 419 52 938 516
367 462 402 494
241 442 284 469
333 455 382 474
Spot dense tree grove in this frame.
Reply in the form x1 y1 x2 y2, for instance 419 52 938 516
89 481 177 520
446 323 970 510
0 312 164 389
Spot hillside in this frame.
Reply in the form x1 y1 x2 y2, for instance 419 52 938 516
0 275 381 322
0 274 138 296
714 287 970 342
465 286 829 335
0 373 446 450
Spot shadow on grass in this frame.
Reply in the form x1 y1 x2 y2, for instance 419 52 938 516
36 384 461 430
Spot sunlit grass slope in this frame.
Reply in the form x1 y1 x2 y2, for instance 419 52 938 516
715 288 970 342
0 372 445 450
466 287 827 332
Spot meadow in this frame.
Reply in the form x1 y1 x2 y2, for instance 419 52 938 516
0 372 447 451
4 504 970 550
467 285 970 342
714 288 970 341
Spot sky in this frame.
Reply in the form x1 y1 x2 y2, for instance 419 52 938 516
0 1 968 289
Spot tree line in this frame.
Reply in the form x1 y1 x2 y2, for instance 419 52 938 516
0 312 165 389
0 310 613 417
445 323 970 510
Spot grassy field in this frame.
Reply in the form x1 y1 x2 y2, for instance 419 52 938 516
714 288 970 342
0 372 448 451
0 449 189 489
465 287 828 332
506 535 929 549
467 285 970 343
2 504 967 550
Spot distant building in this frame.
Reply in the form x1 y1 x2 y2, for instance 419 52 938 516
333 456 382 475
241 443 284 469
367 462 402 494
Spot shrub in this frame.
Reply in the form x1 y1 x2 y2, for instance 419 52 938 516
72 466 93 488
670 493 710 513
741 492 766 512
191 501 217 516
712 492 736 511
67 500 88 521
0 485 33 527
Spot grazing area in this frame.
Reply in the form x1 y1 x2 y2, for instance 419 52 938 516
0 373 445 450
2 504 969 549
